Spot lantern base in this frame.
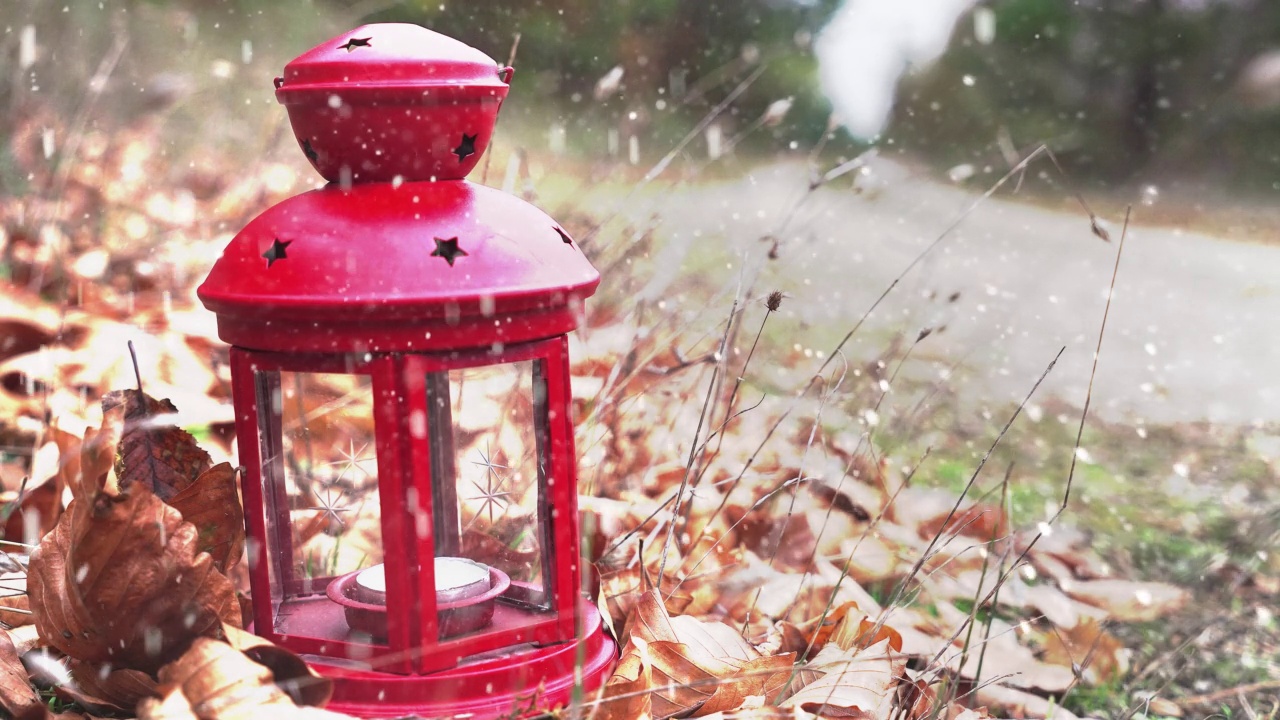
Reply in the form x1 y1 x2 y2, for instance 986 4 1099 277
315 601 617 719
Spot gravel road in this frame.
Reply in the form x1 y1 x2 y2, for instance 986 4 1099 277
619 157 1280 427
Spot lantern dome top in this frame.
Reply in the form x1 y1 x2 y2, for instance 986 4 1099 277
275 24 513 183
197 180 598 354
276 23 510 99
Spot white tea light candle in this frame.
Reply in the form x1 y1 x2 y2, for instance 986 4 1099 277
434 556 491 603
353 557 491 606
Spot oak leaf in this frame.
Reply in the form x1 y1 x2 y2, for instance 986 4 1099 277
27 488 241 675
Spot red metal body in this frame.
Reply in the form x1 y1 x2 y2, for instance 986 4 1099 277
197 23 615 718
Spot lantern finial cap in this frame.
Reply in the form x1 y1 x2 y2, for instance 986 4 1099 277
275 24 512 183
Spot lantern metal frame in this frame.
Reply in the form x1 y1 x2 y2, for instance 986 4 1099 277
231 335 585 676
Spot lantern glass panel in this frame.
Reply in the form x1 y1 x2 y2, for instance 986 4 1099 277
256 370 387 648
424 359 553 612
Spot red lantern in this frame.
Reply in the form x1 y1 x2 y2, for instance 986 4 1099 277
198 24 616 718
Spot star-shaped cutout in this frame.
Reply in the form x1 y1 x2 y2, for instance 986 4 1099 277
339 37 371 52
430 236 468 266
554 227 574 245
467 443 513 525
452 133 478 162
262 238 292 268
301 139 319 163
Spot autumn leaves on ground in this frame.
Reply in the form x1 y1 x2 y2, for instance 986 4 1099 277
0 113 1197 719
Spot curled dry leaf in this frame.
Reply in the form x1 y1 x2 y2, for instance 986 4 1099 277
55 660 159 715
780 638 904 719
0 626 40 718
918 503 1008 543
73 424 119 502
219 623 332 708
1041 618 1128 684
1064 579 1189 622
103 389 211 501
27 488 241 675
168 463 244 573
829 611 903 655
137 635 348 720
595 650 651 720
0 571 31 628
7 625 39 655
604 591 796 718
975 684 1082 720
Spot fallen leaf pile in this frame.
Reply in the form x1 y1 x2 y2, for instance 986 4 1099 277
2 389 337 719
570 316 1192 719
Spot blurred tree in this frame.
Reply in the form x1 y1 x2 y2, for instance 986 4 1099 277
363 0 841 150
890 0 1280 188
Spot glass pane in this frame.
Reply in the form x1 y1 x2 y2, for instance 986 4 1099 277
257 370 385 649
426 360 551 613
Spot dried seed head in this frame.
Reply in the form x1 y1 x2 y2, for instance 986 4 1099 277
766 290 784 312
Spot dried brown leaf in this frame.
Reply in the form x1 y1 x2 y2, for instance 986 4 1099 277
55 660 159 714
0 571 29 629
830 614 903 655
643 637 719 717
918 503 1008 543
780 639 903 719
895 672 936 720
625 589 681 645
74 425 118 502
28 489 241 674
617 592 798 717
103 389 211 501
944 613 1074 693
669 614 759 663
3 481 61 549
596 649 653 720
168 463 244 573
137 636 352 720
7 625 39 655
975 684 1082 720
1041 618 1128 684
219 623 331 708
1064 579 1189 621
757 621 809 658
788 601 862 655
0 626 40 718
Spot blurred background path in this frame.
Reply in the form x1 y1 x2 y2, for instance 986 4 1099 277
619 156 1280 427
